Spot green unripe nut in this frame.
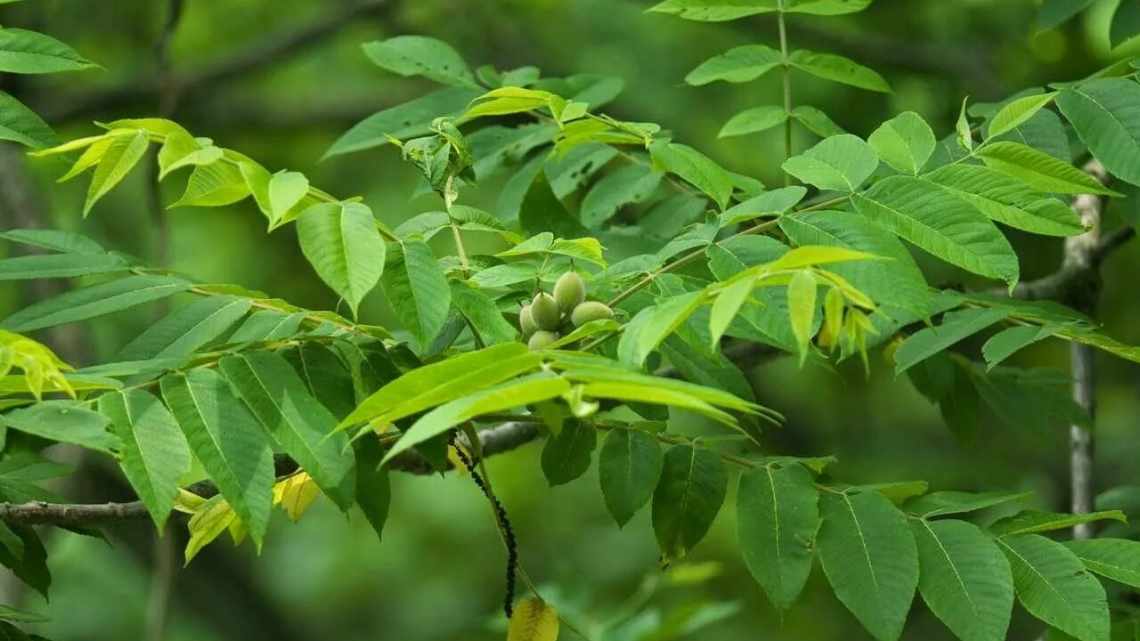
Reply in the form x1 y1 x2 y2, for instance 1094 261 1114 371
553 271 586 314
527 330 559 350
571 301 614 327
519 304 538 337
530 292 561 331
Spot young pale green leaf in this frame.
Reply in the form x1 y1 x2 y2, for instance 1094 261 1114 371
632 291 705 366
648 0 779 21
0 91 56 148
976 141 1120 196
957 97 974 152
558 366 762 416
791 105 847 138
339 343 541 430
991 509 1126 536
219 352 355 510
709 277 756 348
381 374 571 466
652 444 727 561
997 534 1109 641
0 253 130 281
786 270 818 363
361 36 477 88
868 112 936 175
789 49 890 93
982 325 1054 369
449 282 518 345
228 310 306 343
720 186 806 227
170 161 251 208
324 87 478 158
0 27 97 74
904 490 1031 518
649 140 733 210
297 202 385 318
580 163 662 227
1056 78 1140 186
267 171 309 228
541 419 597 486
894 308 1010 374
817 489 919 641
924 165 1085 237
738 462 820 610
852 176 1020 286
719 106 788 139
161 369 275 547
911 519 1013 641
117 296 251 361
98 390 191 530
782 134 878 192
1 275 191 332
84 130 149 217
580 381 738 426
380 239 450 353
599 428 663 527
987 92 1058 139
685 44 782 85
1 401 120 454
1065 538 1140 588
157 131 222 180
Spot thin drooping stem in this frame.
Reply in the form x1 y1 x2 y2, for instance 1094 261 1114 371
777 1 793 184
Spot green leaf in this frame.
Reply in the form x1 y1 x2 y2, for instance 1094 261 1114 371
0 91 55 148
709 277 756 348
0 526 48 598
170 161 251 208
449 282 518 345
737 462 820 610
991 510 1126 536
904 490 1030 518
719 106 788 139
976 142 1119 196
227 310 305 343
1 401 120 454
782 134 878 191
84 130 149 216
0 27 97 74
297 202 385 317
1056 79 1140 186
519 170 590 239
267 171 309 228
648 0 869 21
868 112 936 175
997 534 1109 641
791 105 847 138
219 352 355 509
559 366 761 417
631 292 705 367
956 97 974 152
381 374 570 466
1111 1 1140 46
982 325 1053 369
98 390 191 529
361 36 477 88
721 186 806 227
161 369 275 547
894 308 1009 374
911 519 1013 641
652 444 727 560
786 270 817 363
340 343 542 429
987 92 1058 139
817 489 919 641
852 176 1020 286
598 428 663 527
1037 0 1096 31
541 419 597 486
117 296 251 361
157 132 221 180
1 275 191 332
353 439 390 541
0 228 104 254
685 45 782 85
789 50 890 93
649 140 733 210
0 253 130 280
381 239 451 354
324 87 479 158
1065 538 1140 589
581 163 662 227
925 165 1086 237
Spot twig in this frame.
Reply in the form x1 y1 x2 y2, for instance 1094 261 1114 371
38 0 393 122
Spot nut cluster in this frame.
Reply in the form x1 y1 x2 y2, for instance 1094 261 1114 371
519 272 614 349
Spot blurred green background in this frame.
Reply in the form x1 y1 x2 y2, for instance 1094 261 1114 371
1 1 1139 639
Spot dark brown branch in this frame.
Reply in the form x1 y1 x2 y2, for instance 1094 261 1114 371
0 421 543 527
38 0 393 122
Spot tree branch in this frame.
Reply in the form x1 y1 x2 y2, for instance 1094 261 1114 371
0 421 543 527
38 0 394 123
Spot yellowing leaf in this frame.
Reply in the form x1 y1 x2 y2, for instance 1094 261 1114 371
507 597 559 641
184 495 238 564
273 472 320 522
